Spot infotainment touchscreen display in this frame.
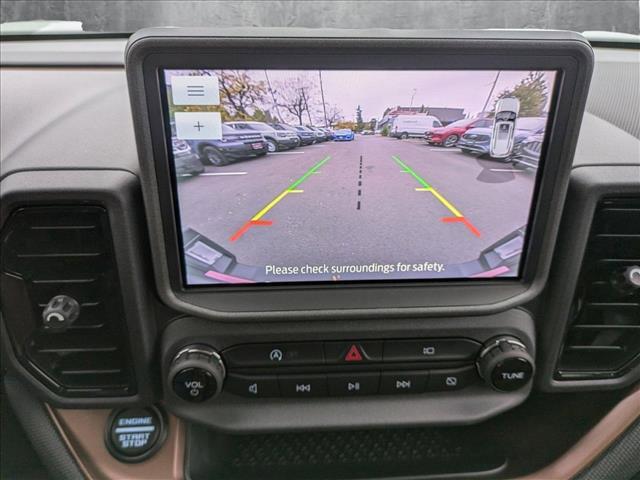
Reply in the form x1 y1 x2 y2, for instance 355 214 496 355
161 69 556 285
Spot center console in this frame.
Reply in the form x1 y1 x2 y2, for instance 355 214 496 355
9 27 640 480
160 315 535 431
120 28 594 432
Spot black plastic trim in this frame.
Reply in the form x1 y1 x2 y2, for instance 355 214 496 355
587 40 640 50
1 205 138 397
538 166 640 391
0 170 157 407
3 375 84 480
0 33 130 41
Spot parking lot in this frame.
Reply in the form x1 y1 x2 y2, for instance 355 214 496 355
176 135 536 279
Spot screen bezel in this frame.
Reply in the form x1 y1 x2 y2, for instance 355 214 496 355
127 31 593 320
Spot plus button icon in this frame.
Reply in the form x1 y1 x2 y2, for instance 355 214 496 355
193 121 205 131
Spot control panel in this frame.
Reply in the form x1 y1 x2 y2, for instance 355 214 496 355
168 337 534 401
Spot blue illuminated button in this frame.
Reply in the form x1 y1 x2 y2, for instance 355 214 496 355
107 407 164 462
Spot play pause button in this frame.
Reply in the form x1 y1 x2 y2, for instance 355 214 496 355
327 373 380 396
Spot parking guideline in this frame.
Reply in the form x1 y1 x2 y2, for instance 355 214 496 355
392 155 432 190
230 156 331 241
391 155 480 237
251 189 303 222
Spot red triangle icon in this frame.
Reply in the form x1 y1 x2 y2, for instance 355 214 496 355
344 344 363 362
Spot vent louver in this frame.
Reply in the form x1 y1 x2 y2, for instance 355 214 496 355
1 206 136 396
556 197 640 380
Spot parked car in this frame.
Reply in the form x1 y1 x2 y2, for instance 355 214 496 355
425 117 493 147
319 127 335 139
187 124 268 166
307 126 329 142
173 138 204 175
509 132 545 169
226 121 299 152
457 117 546 159
390 115 442 139
269 123 302 147
333 128 355 141
290 125 319 145
456 128 493 155
361 129 375 135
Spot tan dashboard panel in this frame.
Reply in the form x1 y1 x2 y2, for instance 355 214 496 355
48 406 184 480
519 387 640 480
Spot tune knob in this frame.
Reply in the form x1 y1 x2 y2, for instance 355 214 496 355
477 337 534 392
168 345 226 402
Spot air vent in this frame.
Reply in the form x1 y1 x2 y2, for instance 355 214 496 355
556 197 640 380
1 206 136 397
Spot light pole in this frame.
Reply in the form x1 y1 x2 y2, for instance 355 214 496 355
264 70 284 122
410 88 417 107
319 71 328 127
481 71 501 114
301 88 313 125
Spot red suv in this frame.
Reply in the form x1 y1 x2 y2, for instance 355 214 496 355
425 117 493 147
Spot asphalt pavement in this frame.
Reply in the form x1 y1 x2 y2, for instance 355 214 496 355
176 135 536 281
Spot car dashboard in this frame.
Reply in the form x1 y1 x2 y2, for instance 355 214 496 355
1 29 639 480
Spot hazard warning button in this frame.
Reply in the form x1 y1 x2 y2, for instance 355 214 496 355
324 341 383 364
344 344 363 362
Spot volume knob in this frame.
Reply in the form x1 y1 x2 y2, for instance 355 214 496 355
168 345 225 402
477 337 534 392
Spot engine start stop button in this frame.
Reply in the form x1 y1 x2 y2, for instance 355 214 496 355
106 406 165 462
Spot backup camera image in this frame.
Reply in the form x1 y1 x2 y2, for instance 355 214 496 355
162 68 556 285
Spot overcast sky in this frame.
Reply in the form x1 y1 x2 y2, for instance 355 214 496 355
267 70 555 122
166 69 556 124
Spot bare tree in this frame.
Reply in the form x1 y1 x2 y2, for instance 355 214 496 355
273 74 319 125
325 104 344 126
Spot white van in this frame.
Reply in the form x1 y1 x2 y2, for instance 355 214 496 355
390 115 442 139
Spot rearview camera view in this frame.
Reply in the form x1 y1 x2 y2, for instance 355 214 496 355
162 68 556 285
